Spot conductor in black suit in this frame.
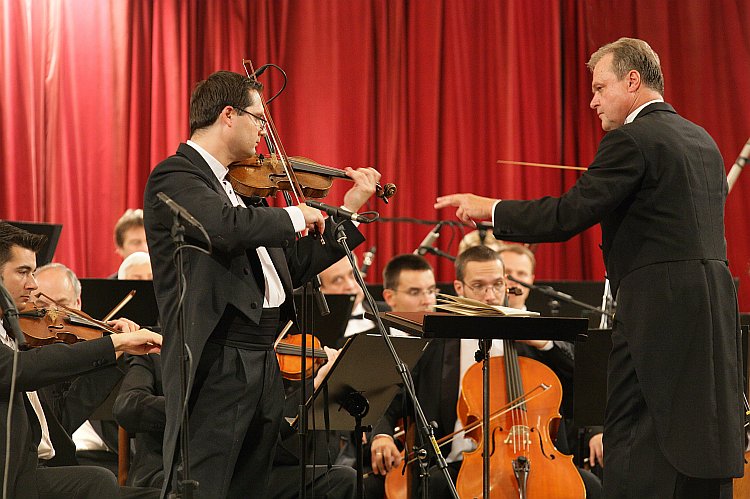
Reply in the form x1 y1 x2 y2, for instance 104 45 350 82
435 37 744 498
143 70 379 498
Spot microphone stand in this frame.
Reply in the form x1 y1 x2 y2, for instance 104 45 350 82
168 212 198 499
418 246 456 262
332 216 458 499
279 194 331 499
506 275 613 320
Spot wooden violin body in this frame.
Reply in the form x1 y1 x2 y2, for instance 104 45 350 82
228 154 396 202
275 333 328 380
17 305 105 348
456 353 585 499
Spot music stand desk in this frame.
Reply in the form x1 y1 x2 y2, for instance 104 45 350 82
374 311 587 341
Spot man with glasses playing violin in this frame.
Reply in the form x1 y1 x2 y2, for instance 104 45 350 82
369 245 575 498
144 70 380 499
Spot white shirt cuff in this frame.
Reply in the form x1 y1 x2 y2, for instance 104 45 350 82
539 340 554 351
491 199 502 226
283 206 306 232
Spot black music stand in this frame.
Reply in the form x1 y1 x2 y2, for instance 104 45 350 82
572 328 611 468
292 293 356 348
305 333 428 497
80 279 160 329
377 311 588 499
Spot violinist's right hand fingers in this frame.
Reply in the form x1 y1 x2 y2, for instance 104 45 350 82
298 204 326 235
108 317 140 333
370 436 400 475
111 329 162 355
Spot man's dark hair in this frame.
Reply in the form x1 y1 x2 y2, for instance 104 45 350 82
114 208 144 248
0 222 47 269
455 245 503 282
189 71 264 136
383 254 433 290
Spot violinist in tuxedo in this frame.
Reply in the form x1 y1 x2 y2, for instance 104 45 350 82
143 70 379 498
435 38 744 498
0 221 162 498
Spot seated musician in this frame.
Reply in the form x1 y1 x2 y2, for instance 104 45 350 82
369 245 576 498
319 256 376 339
0 221 161 498
33 263 124 476
117 251 152 280
111 209 148 277
381 254 438 333
113 345 357 498
382 254 438 314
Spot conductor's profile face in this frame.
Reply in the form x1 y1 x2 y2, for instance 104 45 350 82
589 52 633 132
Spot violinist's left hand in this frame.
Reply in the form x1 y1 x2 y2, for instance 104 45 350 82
342 167 381 213
434 193 499 226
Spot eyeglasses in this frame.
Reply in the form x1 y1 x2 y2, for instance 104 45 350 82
461 281 505 295
232 106 267 131
391 287 440 298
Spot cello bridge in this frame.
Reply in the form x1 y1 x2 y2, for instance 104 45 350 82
504 425 531 446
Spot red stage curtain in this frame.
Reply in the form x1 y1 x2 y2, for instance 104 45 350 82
2 0 749 308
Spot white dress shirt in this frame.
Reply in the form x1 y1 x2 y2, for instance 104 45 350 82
187 140 306 308
0 320 55 460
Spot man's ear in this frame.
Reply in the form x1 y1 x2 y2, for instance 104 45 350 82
627 70 641 92
382 289 395 307
453 280 464 297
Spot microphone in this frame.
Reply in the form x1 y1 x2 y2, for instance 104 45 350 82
0 278 25 348
727 137 750 192
360 246 376 278
414 222 443 256
156 192 205 230
253 64 271 78
305 200 375 223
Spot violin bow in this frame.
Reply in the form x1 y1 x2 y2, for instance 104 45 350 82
363 382 552 477
102 290 136 322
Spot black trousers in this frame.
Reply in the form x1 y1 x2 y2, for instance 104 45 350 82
170 339 284 498
604 329 733 499
268 464 356 499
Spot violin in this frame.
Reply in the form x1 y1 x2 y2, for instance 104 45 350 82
228 154 396 203
16 303 119 348
275 333 328 380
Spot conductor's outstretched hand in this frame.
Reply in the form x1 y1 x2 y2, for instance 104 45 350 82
434 193 498 226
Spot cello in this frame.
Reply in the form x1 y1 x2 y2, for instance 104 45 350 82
455 340 585 498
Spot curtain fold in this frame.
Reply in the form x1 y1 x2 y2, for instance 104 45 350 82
2 0 749 307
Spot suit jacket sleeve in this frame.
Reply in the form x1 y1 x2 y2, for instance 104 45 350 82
39 358 125 435
0 338 117 396
145 155 298 255
113 354 166 434
493 128 646 242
